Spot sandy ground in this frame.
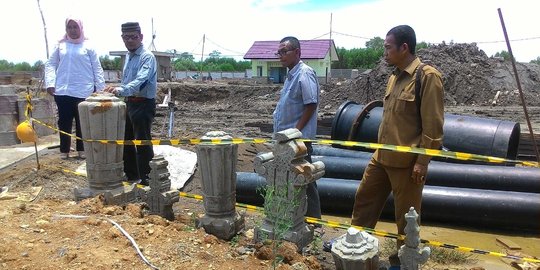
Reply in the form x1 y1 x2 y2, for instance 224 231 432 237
2 144 538 270
0 79 539 270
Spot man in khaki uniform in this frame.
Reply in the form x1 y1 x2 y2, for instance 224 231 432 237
351 25 444 262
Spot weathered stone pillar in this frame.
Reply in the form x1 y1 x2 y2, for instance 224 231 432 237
196 131 244 240
254 128 325 250
331 227 379 270
75 92 125 200
398 207 430 270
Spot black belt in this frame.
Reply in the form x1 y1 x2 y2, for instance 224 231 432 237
127 96 149 102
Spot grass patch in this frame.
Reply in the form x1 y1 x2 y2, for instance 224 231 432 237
378 238 477 265
429 246 477 265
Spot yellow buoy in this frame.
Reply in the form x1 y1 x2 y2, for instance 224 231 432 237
16 121 37 143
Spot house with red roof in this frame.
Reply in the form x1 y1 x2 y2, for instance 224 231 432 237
243 39 338 83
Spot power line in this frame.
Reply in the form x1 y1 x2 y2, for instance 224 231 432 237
313 29 540 45
189 36 204 54
474 36 540 44
205 36 245 55
310 32 330 40
332 31 371 40
173 30 540 60
190 52 245 57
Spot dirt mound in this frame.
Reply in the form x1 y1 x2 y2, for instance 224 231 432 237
321 43 540 109
157 82 281 111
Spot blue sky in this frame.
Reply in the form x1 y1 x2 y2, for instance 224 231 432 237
268 0 374 11
1 0 538 64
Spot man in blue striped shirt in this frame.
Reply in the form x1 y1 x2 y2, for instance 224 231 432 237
105 22 157 185
273 36 321 220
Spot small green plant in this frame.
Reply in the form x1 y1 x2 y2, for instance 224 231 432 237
229 234 240 247
307 233 323 255
182 212 198 232
257 184 300 269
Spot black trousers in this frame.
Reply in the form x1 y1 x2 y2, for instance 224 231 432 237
304 142 322 219
54 95 85 153
124 99 155 181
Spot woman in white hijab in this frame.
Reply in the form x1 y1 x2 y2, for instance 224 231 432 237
45 17 105 159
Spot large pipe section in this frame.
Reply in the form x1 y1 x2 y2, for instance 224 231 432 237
313 145 374 159
236 172 540 232
331 101 521 160
309 154 540 193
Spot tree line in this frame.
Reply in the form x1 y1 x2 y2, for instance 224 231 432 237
0 52 251 72
332 37 431 69
2 37 540 72
170 50 252 72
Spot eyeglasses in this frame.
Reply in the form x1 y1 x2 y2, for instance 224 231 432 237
121 34 140 41
275 48 295 57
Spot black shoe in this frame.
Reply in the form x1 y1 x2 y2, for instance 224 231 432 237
126 179 141 185
389 253 401 266
139 178 149 186
323 238 336 252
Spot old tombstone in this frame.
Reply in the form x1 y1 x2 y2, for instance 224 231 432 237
254 128 325 250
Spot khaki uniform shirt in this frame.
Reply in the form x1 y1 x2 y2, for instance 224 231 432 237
373 57 444 168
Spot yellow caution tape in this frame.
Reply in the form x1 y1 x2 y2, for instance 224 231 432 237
43 166 540 263
24 94 33 120
302 139 538 167
305 217 540 263
32 115 538 167
180 190 540 263
41 165 87 177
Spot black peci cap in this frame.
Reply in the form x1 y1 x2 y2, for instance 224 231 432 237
121 22 141 32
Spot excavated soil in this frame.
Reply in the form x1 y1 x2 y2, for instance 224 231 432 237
0 43 539 270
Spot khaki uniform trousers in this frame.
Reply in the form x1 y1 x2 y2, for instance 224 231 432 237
351 157 424 246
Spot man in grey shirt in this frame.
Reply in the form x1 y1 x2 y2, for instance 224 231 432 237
273 36 321 221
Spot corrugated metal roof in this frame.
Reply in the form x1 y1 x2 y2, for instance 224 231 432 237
244 39 336 60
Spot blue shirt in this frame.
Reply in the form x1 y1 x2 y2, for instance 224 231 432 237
273 61 319 139
118 45 157 98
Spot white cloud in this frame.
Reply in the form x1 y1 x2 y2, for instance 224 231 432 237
1 0 538 64
252 0 307 9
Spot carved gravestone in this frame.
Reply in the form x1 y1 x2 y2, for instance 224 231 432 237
254 128 325 250
145 155 179 221
398 207 431 270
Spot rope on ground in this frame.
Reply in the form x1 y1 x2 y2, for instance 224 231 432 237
53 214 160 270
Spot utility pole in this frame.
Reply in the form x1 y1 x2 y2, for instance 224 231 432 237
498 8 540 163
149 18 157 51
200 34 205 79
327 13 333 83
36 0 49 59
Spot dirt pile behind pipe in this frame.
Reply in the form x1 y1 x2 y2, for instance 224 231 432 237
321 43 540 110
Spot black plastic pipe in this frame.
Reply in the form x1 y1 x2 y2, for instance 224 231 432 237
331 101 521 160
236 172 540 232
310 154 540 193
313 145 374 159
